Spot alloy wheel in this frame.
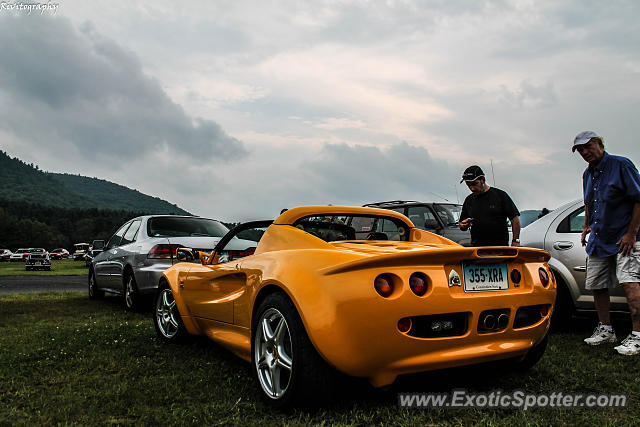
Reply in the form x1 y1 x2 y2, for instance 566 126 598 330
155 289 179 338
254 307 293 399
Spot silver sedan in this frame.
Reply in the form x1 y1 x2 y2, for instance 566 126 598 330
89 215 254 311
520 199 627 324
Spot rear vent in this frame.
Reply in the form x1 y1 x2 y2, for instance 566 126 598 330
404 312 469 338
513 305 549 329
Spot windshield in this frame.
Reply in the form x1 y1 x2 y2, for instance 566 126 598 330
294 214 411 242
147 217 229 238
433 204 462 226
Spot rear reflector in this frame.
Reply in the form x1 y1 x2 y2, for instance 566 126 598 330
397 318 412 333
539 267 549 287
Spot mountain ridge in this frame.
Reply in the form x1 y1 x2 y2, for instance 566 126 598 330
0 150 190 215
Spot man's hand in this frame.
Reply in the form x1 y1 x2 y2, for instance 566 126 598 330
581 226 591 246
511 241 521 247
617 232 637 257
459 217 473 231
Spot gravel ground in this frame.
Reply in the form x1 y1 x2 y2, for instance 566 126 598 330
0 275 86 294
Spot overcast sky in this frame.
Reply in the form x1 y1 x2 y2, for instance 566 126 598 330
2 0 640 221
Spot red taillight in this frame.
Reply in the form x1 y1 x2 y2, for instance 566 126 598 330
148 244 182 259
539 267 549 287
397 317 412 333
227 247 256 261
374 274 394 298
409 272 428 296
540 305 549 316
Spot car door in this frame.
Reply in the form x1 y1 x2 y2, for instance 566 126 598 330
545 204 627 310
95 222 131 289
180 222 269 324
110 219 142 287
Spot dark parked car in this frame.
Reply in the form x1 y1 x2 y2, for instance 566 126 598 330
363 200 471 245
89 215 254 310
25 252 51 271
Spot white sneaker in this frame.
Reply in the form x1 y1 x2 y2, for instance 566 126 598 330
614 334 640 355
584 323 617 346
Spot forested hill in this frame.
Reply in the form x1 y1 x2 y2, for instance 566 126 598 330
0 150 190 215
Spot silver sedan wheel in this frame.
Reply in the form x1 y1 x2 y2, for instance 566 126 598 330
88 274 96 297
155 289 180 338
124 276 135 309
254 308 293 399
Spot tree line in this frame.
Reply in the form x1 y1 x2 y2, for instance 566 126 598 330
0 198 147 250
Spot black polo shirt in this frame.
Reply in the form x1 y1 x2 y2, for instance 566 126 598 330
461 187 519 246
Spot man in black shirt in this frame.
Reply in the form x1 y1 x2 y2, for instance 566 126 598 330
458 165 521 246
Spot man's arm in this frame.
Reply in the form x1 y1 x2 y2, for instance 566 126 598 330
510 215 521 247
581 204 590 247
617 202 640 256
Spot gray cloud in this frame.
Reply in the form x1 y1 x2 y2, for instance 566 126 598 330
303 142 460 204
0 15 247 162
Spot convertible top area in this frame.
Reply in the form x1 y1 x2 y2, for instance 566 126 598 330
274 205 414 226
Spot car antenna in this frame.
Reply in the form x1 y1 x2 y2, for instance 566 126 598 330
427 191 450 202
491 159 496 186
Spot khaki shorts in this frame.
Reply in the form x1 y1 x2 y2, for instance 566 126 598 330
585 242 640 289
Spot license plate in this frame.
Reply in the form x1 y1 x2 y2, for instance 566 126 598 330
35 262 41 265
463 262 508 292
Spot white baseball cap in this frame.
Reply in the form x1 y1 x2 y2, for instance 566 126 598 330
572 131 601 152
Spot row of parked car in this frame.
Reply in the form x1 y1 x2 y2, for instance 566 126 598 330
83 199 592 322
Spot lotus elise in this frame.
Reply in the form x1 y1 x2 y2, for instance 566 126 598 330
153 206 556 407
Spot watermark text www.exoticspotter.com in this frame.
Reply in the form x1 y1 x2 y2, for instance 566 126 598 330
398 389 627 410
1 2 59 15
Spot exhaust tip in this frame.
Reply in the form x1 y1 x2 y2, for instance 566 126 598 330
497 313 509 329
483 314 496 330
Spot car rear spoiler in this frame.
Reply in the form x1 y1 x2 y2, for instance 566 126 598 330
320 247 550 276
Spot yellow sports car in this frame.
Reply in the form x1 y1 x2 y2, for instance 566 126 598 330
153 206 555 407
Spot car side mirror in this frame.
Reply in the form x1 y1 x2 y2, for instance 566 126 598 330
176 247 198 263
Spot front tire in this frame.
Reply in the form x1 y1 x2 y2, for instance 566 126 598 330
153 283 188 342
251 293 334 408
550 277 574 331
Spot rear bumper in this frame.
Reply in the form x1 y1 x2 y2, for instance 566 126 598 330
134 260 174 294
301 265 556 387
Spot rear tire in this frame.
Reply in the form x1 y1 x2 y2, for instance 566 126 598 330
123 273 141 311
251 292 335 408
88 269 104 299
514 335 548 372
153 283 188 343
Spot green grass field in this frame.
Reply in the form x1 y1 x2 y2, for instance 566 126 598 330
0 259 87 276
1 292 639 425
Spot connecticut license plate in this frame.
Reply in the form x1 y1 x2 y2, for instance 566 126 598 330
462 262 508 292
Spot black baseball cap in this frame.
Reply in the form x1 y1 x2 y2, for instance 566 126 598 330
460 165 485 183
